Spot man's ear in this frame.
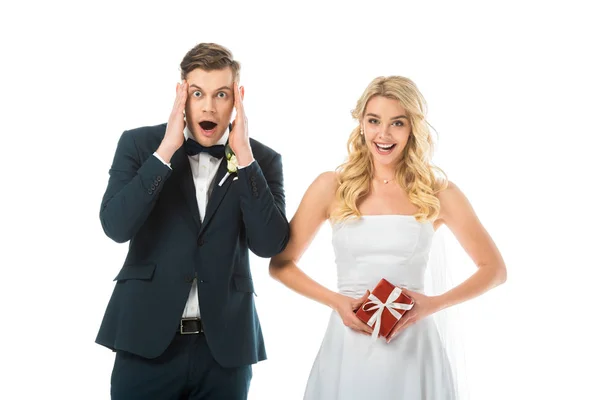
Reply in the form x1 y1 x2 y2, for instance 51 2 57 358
239 85 245 101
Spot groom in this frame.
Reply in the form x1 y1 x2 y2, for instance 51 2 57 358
96 43 290 399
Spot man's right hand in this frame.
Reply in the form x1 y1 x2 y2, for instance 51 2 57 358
156 80 188 163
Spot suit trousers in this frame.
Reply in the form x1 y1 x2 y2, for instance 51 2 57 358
110 333 252 399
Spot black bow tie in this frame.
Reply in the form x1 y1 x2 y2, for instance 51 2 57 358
184 138 226 159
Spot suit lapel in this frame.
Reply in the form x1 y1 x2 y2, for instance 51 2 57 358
171 147 202 232
200 157 233 235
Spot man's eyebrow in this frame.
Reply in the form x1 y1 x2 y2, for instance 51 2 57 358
188 84 232 91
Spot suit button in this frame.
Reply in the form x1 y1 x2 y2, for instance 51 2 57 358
147 190 152 195
197 237 204 246
157 176 162 182
185 275 194 283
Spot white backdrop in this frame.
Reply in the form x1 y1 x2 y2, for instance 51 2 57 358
1 1 598 399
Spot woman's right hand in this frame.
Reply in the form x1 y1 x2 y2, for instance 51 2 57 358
331 291 374 336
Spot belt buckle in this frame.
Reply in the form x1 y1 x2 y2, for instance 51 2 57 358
180 317 200 335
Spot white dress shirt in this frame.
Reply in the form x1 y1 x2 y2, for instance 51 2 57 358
153 126 253 320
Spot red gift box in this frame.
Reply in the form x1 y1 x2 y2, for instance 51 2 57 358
355 278 415 339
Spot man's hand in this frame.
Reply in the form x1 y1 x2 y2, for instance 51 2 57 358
156 80 188 163
228 82 254 166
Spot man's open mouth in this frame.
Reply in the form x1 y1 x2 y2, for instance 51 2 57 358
199 121 218 131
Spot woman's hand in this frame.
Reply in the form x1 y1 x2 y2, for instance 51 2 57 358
331 291 374 336
387 289 444 343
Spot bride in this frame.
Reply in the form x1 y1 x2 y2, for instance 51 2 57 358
269 76 507 399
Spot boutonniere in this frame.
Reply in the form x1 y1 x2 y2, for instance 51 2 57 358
218 144 238 186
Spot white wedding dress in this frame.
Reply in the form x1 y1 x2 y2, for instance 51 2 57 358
304 215 457 400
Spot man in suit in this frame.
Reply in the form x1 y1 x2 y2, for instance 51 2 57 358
96 43 290 399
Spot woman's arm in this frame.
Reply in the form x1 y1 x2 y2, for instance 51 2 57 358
389 181 506 340
269 172 372 335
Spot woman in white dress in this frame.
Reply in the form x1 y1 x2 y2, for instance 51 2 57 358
269 76 506 399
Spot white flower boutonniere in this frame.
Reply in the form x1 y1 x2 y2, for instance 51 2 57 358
218 144 238 186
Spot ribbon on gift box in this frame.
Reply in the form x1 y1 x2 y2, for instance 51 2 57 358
362 287 414 340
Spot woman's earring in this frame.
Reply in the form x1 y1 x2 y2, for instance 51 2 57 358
360 127 364 135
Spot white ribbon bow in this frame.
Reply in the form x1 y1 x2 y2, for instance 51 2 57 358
362 287 414 340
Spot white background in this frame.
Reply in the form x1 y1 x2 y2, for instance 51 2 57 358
1 1 598 399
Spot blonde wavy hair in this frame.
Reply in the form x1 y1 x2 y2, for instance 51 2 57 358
331 76 448 223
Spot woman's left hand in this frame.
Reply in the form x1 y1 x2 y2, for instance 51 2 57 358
386 289 444 343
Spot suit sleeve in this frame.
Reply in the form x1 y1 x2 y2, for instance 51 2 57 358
99 131 172 243
236 153 290 257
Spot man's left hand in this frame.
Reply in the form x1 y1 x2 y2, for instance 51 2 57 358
229 82 254 166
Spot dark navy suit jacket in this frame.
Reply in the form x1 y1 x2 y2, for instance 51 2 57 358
96 123 290 367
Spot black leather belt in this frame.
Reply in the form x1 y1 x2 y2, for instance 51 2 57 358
178 318 203 335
